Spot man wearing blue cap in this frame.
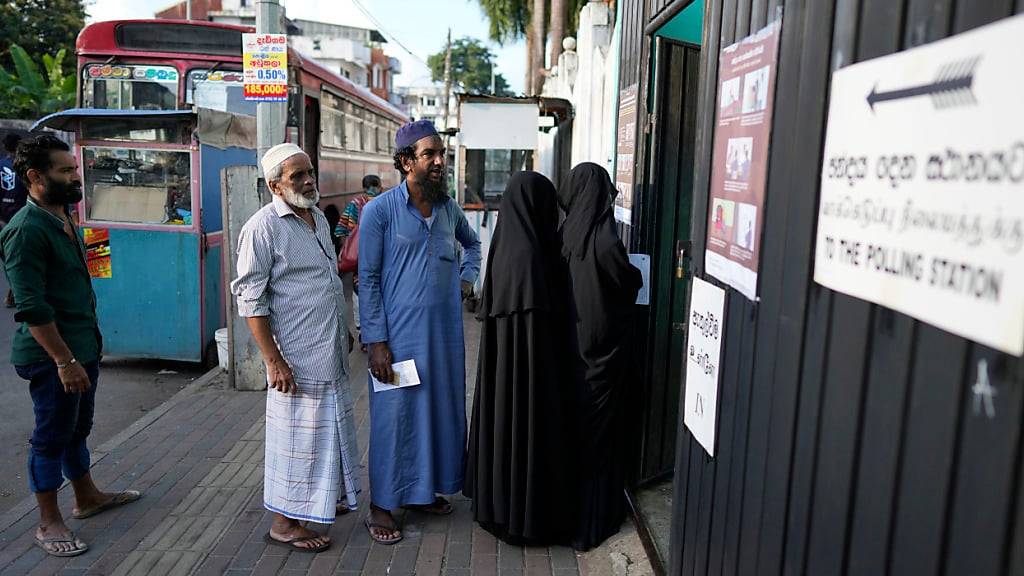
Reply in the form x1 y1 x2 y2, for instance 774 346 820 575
358 120 481 544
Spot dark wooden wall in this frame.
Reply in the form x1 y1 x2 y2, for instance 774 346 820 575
615 0 1024 574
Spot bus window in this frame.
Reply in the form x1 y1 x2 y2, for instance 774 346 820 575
344 103 361 152
82 64 178 111
186 70 256 116
82 147 192 226
321 91 343 149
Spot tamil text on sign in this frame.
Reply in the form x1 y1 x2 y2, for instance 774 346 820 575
814 14 1024 356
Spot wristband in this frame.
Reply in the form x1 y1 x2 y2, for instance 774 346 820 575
57 357 77 370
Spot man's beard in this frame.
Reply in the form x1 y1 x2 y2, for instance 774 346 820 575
421 173 448 204
282 183 320 209
41 177 83 206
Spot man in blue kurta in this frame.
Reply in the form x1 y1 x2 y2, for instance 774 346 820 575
359 120 481 544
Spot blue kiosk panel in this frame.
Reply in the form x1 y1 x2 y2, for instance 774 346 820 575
92 229 203 361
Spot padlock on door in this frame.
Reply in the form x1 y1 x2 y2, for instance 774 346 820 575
675 240 692 279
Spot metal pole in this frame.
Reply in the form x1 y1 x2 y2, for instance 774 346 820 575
442 28 452 131
185 0 191 20
256 0 286 175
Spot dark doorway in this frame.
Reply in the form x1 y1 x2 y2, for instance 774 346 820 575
631 37 701 567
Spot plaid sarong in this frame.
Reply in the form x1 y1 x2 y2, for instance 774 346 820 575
263 375 360 523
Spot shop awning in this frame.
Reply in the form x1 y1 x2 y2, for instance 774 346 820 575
32 108 195 132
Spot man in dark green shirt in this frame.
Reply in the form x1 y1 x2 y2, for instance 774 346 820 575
0 134 139 557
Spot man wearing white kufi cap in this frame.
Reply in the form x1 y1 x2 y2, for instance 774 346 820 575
230 143 360 553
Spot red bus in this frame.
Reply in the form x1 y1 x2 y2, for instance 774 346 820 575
75 19 408 208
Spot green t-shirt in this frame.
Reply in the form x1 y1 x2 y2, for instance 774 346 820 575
0 200 101 366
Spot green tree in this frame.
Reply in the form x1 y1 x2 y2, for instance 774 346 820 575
0 44 76 119
475 0 588 95
428 38 514 97
0 0 86 78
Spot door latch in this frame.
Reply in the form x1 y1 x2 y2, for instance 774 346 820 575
675 240 692 279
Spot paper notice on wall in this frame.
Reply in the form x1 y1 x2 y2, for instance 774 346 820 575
684 277 726 457
813 14 1024 356
615 85 638 224
243 33 288 102
83 228 111 278
705 19 782 301
628 253 651 305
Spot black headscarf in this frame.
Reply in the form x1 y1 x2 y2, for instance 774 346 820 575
557 162 642 373
478 171 562 317
557 162 617 260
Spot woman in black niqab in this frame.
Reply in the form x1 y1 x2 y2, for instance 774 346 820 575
558 162 642 552
464 171 576 546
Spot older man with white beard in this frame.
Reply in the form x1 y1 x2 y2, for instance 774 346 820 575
231 143 359 553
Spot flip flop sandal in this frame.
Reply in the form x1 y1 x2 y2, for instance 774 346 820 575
364 517 403 545
336 502 353 516
72 490 142 520
404 497 454 516
263 532 330 553
35 533 89 557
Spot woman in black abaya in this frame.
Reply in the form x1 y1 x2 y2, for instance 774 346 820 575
464 171 576 546
558 163 642 552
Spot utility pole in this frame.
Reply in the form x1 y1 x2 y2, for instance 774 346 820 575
442 28 452 131
255 0 286 176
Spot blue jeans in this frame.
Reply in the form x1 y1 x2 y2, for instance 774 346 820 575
17 361 99 494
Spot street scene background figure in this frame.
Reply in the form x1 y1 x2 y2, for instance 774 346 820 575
1 134 140 558
359 120 481 544
464 171 577 547
558 162 642 551
231 143 360 554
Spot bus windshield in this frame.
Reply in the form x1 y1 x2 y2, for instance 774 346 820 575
185 70 256 116
82 64 178 111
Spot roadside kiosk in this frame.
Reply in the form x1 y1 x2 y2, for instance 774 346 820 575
33 108 256 364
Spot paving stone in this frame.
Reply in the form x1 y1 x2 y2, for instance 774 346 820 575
389 539 421 572
525 554 553 576
192 554 233 576
210 529 250 557
445 540 472 569
82 551 127 575
549 546 578 570
306 552 341 576
499 539 525 570
471 553 498 576
282 548 317 571
251 553 287 576
336 545 369 572
230 541 266 570
473 524 498 555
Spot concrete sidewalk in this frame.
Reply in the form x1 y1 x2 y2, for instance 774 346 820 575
0 315 653 576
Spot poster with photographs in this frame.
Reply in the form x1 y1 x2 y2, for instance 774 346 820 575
705 19 782 301
615 85 639 224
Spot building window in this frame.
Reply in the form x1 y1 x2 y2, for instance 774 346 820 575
313 39 321 51
372 66 381 89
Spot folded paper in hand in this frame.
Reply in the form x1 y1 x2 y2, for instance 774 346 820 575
370 359 422 392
